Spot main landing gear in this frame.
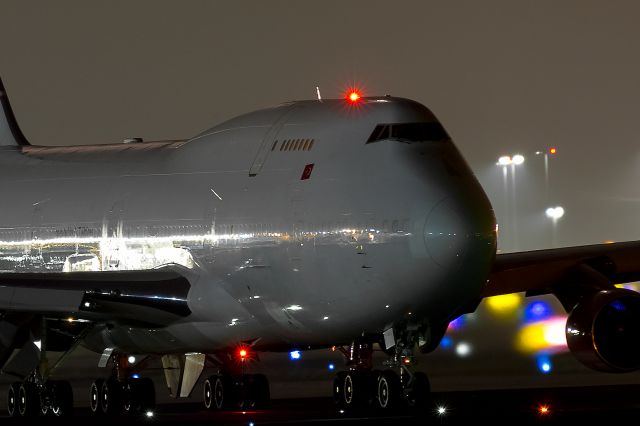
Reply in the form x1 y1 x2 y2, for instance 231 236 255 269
5 317 88 418
7 378 74 418
202 351 270 411
88 353 156 416
332 337 432 411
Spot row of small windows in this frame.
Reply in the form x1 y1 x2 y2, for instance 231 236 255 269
271 138 315 152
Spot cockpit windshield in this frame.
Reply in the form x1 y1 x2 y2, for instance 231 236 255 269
366 122 449 144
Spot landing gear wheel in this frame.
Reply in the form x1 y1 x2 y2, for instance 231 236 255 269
90 378 105 415
342 371 368 408
18 382 40 417
100 378 122 415
407 372 431 408
48 380 73 417
375 370 401 410
333 371 348 408
204 375 228 410
7 382 21 417
123 378 156 415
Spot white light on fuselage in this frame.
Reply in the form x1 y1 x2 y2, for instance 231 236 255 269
285 305 303 311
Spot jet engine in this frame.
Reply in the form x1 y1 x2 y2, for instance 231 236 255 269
566 289 640 372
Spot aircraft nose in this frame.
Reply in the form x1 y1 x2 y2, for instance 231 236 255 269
424 197 469 268
424 196 496 270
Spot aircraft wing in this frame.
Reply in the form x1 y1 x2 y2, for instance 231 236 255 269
0 266 192 327
484 240 640 299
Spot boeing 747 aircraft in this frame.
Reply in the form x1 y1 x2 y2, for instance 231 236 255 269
1 78 639 418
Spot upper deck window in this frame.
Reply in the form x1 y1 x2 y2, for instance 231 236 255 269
366 122 449 144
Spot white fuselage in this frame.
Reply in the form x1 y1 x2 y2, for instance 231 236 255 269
0 97 497 354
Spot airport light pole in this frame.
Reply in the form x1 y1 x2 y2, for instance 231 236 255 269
545 206 565 248
497 154 525 251
535 147 557 203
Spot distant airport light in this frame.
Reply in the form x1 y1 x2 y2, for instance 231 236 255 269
549 147 557 155
455 342 471 357
524 301 553 323
497 155 512 166
239 348 248 360
512 154 525 165
439 336 453 349
486 293 522 315
545 206 565 220
145 410 154 418
516 316 568 353
437 406 447 416
538 404 551 415
348 91 361 102
447 316 465 331
536 354 553 374
289 350 301 361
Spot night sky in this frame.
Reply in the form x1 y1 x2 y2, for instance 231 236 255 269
2 1 640 397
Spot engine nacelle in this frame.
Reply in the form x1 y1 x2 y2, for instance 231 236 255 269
566 289 640 372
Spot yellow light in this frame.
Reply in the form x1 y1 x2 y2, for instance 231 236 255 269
516 317 567 353
67 317 74 323
485 293 522 315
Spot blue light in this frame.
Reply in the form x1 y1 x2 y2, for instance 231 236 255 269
536 354 552 374
440 336 453 349
524 301 552 323
328 363 335 371
131 374 140 379
289 350 301 360
610 301 626 311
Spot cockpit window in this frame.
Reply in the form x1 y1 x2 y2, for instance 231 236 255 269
366 122 449 144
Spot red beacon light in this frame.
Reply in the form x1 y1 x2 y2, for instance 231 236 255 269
239 348 248 360
345 87 363 104
549 147 557 155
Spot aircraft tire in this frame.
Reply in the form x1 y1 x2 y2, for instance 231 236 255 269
89 378 104 415
7 381 21 417
48 380 74 417
374 370 401 410
100 377 122 415
18 382 40 417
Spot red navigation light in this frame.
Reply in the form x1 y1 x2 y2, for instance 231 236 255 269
549 147 557 155
344 85 363 104
239 348 248 359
